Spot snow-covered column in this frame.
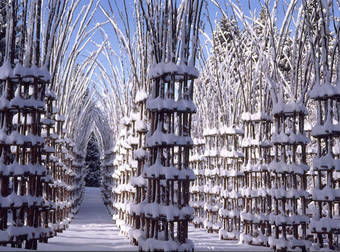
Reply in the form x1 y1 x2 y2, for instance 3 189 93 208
0 63 50 249
269 103 310 251
125 112 140 235
138 62 197 250
112 117 135 234
202 128 222 233
43 97 59 237
129 90 148 244
219 125 244 240
101 149 115 215
72 149 86 214
190 138 205 228
112 144 120 223
54 115 74 233
240 112 272 246
63 139 77 219
138 0 202 249
41 86 57 242
310 85 340 250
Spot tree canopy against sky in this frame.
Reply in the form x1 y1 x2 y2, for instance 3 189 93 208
1 0 339 162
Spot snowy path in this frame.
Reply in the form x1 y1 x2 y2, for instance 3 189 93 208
38 187 136 251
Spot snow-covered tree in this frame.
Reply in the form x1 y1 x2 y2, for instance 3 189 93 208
85 134 101 187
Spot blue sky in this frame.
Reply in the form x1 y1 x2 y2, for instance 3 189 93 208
70 0 267 93
85 0 294 59
83 0 262 70
84 0 278 84
69 0 340 92
77 0 340 57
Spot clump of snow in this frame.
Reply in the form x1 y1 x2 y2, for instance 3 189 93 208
310 82 340 99
149 62 199 79
135 89 148 103
272 101 308 115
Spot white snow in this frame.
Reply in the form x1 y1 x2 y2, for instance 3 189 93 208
37 187 136 251
146 96 196 112
189 226 271 251
310 82 340 99
0 62 51 80
272 101 308 115
135 89 148 103
149 62 199 79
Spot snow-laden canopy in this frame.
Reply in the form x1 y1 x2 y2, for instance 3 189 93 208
73 101 113 158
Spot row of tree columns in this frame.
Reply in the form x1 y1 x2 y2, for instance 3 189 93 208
269 104 309 251
191 108 318 250
190 138 205 229
101 149 115 216
0 0 87 249
202 129 222 233
109 92 148 244
0 69 49 249
219 127 243 240
310 87 340 249
112 116 137 233
240 113 272 245
0 68 83 249
129 91 148 244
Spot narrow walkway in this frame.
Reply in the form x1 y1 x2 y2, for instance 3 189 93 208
38 187 136 251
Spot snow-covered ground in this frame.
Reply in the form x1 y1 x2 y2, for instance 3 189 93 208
190 227 271 251
0 187 271 251
38 187 136 251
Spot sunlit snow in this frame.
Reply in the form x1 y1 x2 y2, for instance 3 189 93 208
37 187 135 251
